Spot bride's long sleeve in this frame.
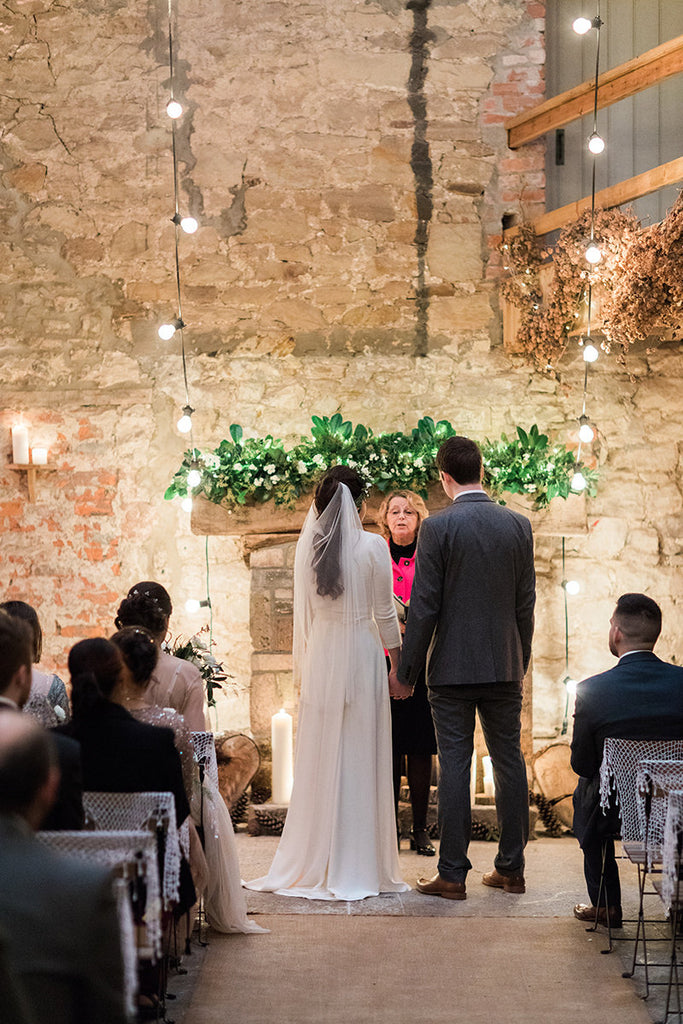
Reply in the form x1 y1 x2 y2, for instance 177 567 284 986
370 535 401 650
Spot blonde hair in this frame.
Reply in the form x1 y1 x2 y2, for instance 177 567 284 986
377 490 429 539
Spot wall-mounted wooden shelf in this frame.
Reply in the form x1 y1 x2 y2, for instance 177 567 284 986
8 464 55 502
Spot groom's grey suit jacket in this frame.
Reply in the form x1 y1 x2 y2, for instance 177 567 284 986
399 492 535 687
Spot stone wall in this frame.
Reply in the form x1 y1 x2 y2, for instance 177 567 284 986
1 0 681 745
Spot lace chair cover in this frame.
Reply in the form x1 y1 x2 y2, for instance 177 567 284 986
36 829 161 1016
599 739 683 842
191 731 219 789
83 791 181 909
635 760 683 867
661 790 683 909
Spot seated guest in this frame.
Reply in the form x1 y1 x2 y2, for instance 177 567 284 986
116 582 206 731
0 712 126 1024
1 600 71 722
0 610 83 830
110 627 265 936
571 593 683 926
60 637 192 833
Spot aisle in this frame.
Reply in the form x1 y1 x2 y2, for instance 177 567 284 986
176 835 658 1024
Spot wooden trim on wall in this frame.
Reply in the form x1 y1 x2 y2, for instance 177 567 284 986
503 156 683 239
506 34 683 149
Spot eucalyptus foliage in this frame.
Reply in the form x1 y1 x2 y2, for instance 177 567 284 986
165 416 597 511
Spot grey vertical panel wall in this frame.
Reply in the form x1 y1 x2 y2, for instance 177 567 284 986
545 1 683 225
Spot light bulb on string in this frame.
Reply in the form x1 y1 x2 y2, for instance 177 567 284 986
185 597 211 614
181 216 198 234
578 415 595 444
583 343 599 363
158 316 185 341
571 470 587 492
187 467 202 489
572 16 593 34
585 244 602 265
181 496 193 513
167 99 183 119
563 579 581 596
177 405 194 434
564 676 579 696
588 131 605 154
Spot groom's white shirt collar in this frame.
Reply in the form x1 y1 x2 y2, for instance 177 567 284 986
453 489 485 501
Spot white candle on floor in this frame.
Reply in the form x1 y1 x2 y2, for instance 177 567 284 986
12 425 29 464
483 755 495 797
271 708 293 805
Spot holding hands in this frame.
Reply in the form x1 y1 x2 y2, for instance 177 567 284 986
389 667 413 700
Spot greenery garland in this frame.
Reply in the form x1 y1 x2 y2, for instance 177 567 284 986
165 415 598 511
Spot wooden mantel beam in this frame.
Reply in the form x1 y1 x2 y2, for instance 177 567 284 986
506 34 683 149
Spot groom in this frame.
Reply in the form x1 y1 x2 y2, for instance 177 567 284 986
397 436 535 899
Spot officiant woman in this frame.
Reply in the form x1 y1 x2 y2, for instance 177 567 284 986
378 491 437 855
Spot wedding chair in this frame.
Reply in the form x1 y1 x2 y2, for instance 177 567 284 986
626 760 683 992
83 791 182 909
37 828 161 1019
190 731 218 945
597 739 683 957
658 790 683 1023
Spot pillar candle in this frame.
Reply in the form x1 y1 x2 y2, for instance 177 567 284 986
483 754 495 797
271 708 293 805
31 447 48 465
12 425 29 464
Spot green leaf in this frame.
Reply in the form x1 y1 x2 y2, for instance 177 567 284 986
229 423 243 444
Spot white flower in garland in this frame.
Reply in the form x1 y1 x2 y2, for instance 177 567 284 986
296 460 308 474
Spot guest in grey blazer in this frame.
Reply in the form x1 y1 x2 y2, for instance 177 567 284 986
0 655 126 1023
397 435 535 900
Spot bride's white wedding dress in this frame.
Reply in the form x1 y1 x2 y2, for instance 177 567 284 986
246 484 409 901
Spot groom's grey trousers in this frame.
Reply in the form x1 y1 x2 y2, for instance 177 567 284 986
428 681 529 883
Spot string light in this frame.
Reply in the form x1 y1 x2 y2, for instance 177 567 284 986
166 99 183 119
187 466 201 488
572 16 593 34
185 597 211 614
560 537 579 735
588 131 605 155
181 497 193 513
180 216 198 234
578 415 595 443
583 343 599 362
158 316 185 340
563 579 581 596
585 243 602 264
570 470 587 492
177 405 194 433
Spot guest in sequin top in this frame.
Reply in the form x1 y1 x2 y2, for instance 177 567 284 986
115 583 206 731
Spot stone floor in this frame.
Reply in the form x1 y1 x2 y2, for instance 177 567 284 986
165 832 680 1024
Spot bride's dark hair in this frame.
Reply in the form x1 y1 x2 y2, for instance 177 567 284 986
312 466 366 599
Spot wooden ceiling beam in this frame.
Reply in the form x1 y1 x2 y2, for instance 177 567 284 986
502 156 683 239
506 35 683 149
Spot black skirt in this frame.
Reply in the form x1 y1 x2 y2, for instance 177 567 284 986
389 665 437 755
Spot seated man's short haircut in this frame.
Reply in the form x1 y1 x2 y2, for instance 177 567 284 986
0 716 55 816
0 611 33 693
614 593 662 646
436 436 482 485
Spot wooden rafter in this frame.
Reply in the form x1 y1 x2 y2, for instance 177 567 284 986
503 156 683 239
506 34 683 149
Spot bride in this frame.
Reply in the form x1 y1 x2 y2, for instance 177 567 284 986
246 466 410 901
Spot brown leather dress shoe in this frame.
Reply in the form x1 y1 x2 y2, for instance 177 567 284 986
416 873 466 900
573 903 623 928
482 868 526 894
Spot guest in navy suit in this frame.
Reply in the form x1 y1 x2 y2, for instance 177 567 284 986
571 593 683 926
